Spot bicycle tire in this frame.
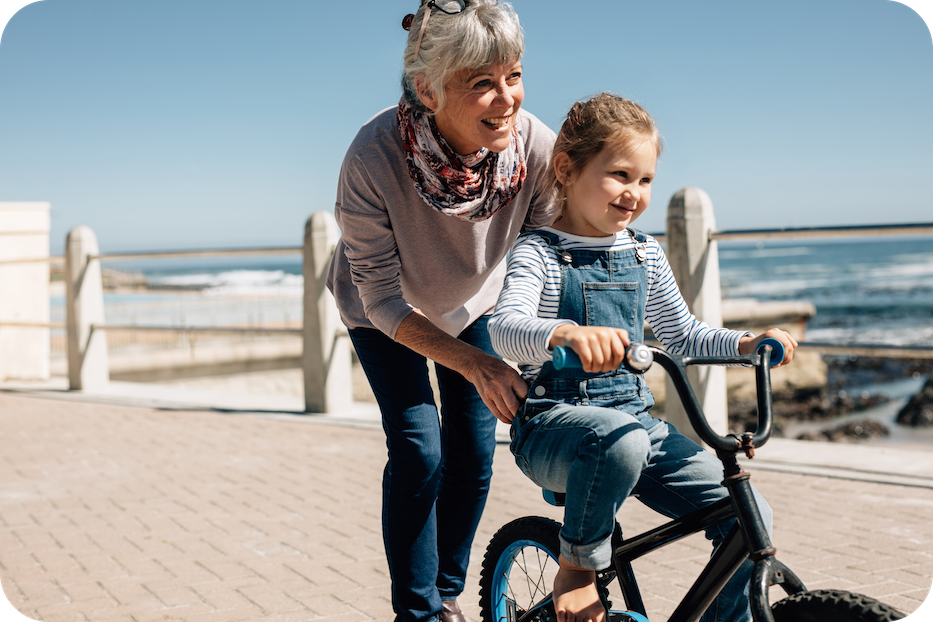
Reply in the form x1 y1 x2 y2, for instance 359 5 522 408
479 517 648 622
479 516 562 622
771 589 906 621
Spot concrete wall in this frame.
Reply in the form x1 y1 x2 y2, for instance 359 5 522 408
0 202 50 381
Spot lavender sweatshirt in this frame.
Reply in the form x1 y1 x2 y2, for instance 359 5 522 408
326 105 558 339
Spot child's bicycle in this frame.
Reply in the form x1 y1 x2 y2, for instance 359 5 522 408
478 339 907 622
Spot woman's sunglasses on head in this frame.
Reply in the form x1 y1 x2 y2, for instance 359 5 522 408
403 0 468 57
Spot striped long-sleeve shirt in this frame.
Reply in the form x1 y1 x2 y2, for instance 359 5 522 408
488 227 749 381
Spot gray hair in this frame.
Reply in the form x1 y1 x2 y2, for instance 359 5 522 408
401 0 524 114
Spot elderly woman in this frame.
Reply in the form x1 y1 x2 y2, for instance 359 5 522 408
326 1 557 620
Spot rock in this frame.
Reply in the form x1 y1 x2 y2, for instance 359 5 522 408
896 376 933 427
795 419 889 442
729 386 890 435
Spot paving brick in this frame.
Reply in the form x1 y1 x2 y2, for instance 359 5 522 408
335 591 394 620
3 392 933 622
287 592 361 618
185 586 263 614
236 584 309 615
180 607 255 622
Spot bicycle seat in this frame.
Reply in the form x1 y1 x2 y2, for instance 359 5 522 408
543 489 566 506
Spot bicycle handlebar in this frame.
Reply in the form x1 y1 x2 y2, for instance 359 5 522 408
552 337 784 371
551 338 785 454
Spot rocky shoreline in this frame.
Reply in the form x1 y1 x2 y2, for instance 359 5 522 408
730 355 933 442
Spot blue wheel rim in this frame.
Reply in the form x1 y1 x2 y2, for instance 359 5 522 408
490 538 558 621
489 537 653 622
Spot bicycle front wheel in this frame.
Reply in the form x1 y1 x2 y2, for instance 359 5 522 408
771 589 906 621
479 516 561 622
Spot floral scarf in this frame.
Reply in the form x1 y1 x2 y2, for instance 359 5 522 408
397 97 526 222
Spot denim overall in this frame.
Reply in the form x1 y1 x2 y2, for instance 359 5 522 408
509 229 771 622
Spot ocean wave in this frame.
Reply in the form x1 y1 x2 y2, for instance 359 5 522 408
805 324 933 348
147 270 304 296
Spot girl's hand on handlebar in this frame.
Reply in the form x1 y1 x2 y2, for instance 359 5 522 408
739 328 798 367
549 325 630 373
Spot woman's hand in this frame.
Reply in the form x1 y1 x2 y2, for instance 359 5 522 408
395 311 527 424
549 325 630 373
739 328 799 367
462 354 528 424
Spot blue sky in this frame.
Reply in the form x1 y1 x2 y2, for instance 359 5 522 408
0 0 931 254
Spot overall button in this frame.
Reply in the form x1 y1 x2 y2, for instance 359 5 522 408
534 385 547 397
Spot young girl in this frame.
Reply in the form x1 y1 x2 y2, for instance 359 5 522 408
488 93 798 622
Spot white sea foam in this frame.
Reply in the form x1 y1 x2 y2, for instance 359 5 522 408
148 270 305 297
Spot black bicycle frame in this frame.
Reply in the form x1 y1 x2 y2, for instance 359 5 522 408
515 343 808 622
604 346 807 622
609 492 804 622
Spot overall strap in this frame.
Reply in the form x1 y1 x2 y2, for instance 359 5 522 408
518 229 575 265
518 229 563 248
627 227 648 243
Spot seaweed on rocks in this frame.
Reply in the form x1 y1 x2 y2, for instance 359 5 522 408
826 355 933 390
727 354 914 442
795 419 890 442
729 385 890 437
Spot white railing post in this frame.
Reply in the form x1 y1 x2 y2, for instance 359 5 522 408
65 226 109 390
0 202 51 381
664 188 728 442
302 211 352 413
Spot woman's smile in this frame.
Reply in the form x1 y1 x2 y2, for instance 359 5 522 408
428 62 524 155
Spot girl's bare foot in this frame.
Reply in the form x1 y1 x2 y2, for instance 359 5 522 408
553 555 606 622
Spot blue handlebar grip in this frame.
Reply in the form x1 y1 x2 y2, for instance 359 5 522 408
552 346 582 370
758 337 785 367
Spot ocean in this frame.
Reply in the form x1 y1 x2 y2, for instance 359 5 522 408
46 234 933 444
717 235 933 348
67 234 931 343
49 234 933 346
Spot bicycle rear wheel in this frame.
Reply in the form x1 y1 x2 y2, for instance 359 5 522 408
771 589 906 621
479 516 561 622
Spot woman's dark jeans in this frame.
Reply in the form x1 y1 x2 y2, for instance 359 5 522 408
349 316 498 622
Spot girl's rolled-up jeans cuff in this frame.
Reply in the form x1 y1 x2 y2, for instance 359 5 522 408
560 535 612 570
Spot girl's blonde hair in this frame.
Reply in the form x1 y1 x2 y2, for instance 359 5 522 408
401 0 524 114
548 93 663 210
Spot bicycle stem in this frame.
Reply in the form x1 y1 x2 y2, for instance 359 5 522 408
648 343 779 454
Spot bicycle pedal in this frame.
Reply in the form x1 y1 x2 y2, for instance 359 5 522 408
608 612 650 622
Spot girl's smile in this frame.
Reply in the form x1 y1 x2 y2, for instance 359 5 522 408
552 138 657 238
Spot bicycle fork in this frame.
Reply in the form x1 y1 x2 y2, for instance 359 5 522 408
721 454 807 622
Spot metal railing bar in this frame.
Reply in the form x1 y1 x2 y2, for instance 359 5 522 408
798 341 933 359
91 324 304 335
90 247 302 262
710 222 933 242
0 256 65 265
5 224 927 265
0 321 66 329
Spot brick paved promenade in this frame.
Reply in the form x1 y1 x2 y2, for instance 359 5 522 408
2 390 933 621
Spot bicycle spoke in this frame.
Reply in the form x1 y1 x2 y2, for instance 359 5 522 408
499 544 556 614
